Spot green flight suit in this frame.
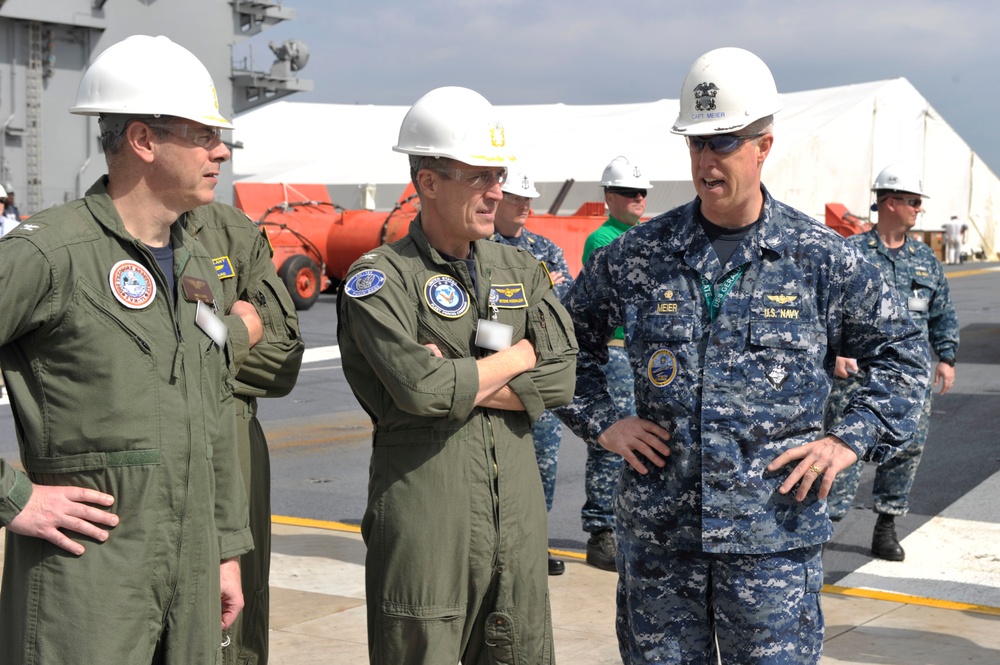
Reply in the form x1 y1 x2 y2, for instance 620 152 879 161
184 202 304 665
0 178 252 664
338 216 578 665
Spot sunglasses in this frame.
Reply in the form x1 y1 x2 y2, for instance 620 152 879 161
608 188 647 199
888 196 923 208
686 133 763 155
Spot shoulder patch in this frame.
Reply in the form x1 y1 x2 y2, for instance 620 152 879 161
344 269 387 298
259 226 274 255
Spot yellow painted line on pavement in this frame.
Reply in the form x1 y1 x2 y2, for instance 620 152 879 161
947 265 1000 278
823 584 1000 616
270 518 1000 615
272 514 361 533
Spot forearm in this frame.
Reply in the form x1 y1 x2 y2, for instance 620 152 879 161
474 339 536 406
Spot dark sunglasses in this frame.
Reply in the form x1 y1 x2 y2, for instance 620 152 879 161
608 188 647 199
887 196 923 208
686 133 763 155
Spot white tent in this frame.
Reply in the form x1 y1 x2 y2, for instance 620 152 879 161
233 78 999 258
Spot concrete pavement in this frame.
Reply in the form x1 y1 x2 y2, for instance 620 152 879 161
0 518 998 662
263 519 1000 664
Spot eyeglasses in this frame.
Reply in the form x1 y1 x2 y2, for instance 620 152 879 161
145 122 224 149
887 196 923 208
686 133 763 155
433 167 508 190
607 188 647 199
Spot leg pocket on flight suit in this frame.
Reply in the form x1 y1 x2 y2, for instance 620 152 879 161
485 611 520 665
379 601 464 663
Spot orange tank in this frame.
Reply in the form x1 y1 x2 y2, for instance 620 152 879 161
234 182 612 309
234 182 417 309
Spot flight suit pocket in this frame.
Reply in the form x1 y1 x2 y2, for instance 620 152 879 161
251 280 297 343
485 611 520 665
526 297 576 362
379 602 464 663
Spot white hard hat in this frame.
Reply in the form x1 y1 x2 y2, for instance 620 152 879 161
0 184 6 199
393 86 515 166
71 35 232 129
501 167 539 198
671 47 781 136
872 164 929 197
600 156 653 189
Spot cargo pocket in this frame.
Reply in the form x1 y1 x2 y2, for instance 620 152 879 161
379 602 464 663
485 611 520 665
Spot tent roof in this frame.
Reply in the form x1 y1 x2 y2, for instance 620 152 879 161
232 78 1000 233
232 78 902 186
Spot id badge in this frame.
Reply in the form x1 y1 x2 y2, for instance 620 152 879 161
196 300 229 348
475 319 513 351
907 296 929 313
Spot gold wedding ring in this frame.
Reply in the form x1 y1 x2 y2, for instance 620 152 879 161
808 464 823 475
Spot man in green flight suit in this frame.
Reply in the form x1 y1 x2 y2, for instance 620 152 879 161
338 86 578 664
184 202 304 664
0 36 253 663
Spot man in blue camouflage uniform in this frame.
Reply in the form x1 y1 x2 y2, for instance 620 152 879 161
578 156 651 571
491 167 574 576
556 48 929 664
824 164 958 561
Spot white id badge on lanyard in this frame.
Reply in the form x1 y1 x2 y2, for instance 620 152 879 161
196 300 229 348
475 319 513 351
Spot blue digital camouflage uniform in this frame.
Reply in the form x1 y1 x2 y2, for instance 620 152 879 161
581 217 636 533
824 229 958 519
491 229 573 510
557 187 929 664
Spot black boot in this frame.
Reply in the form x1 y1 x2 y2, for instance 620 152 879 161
871 514 905 561
585 529 617 571
548 555 565 576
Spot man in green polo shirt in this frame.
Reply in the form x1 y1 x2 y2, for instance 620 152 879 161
577 155 651 570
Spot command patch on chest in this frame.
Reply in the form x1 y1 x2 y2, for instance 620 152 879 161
344 269 386 298
489 283 528 308
108 259 157 309
424 274 469 318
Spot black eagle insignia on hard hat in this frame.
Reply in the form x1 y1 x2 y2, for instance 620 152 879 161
693 82 719 111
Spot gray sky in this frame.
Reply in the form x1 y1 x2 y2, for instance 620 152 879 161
236 0 1000 174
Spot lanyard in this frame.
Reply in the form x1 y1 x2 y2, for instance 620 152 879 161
699 266 744 321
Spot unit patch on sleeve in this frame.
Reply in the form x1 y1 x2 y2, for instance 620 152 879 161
344 269 387 298
489 283 528 308
213 256 235 280
424 274 469 318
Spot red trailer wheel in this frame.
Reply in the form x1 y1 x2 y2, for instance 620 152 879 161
279 254 322 310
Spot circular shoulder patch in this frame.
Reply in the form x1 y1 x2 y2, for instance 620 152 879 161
424 275 469 318
648 349 678 387
109 259 157 309
344 269 386 298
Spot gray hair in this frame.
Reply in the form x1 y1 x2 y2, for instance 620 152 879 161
99 114 171 160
